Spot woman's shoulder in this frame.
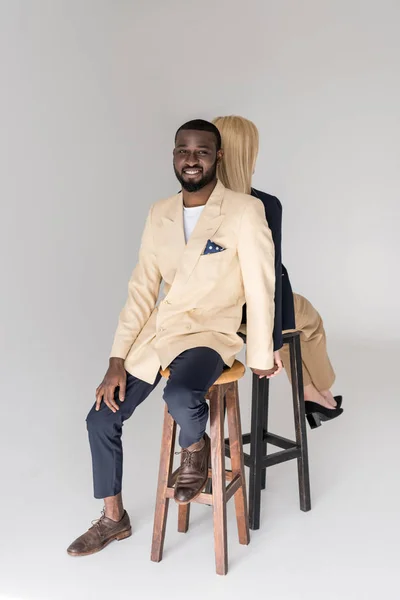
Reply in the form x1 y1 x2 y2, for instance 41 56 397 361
251 189 282 225
251 188 282 210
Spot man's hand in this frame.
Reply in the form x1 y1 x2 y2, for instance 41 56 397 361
95 358 126 413
252 350 283 379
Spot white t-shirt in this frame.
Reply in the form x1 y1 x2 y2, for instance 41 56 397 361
183 205 205 243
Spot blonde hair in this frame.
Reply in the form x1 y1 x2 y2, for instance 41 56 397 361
212 115 259 194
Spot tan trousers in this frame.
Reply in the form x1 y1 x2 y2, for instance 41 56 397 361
280 293 336 391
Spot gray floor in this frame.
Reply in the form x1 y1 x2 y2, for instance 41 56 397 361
1 341 398 600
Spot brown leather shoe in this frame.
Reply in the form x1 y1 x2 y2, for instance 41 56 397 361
67 510 132 557
174 434 210 505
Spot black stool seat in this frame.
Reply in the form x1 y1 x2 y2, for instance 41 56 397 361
225 331 311 530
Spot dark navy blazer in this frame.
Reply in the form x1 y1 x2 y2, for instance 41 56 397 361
241 188 295 350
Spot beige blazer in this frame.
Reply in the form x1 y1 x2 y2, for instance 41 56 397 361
110 180 276 384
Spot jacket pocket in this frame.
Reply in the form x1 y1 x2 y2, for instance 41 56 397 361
195 248 236 280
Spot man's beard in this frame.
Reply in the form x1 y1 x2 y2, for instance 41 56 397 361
174 161 217 193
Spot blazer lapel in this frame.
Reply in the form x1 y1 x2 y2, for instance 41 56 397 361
159 180 226 285
181 181 225 281
160 196 186 275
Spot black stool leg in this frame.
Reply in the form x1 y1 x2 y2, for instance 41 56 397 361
248 374 268 530
289 334 311 512
260 379 269 490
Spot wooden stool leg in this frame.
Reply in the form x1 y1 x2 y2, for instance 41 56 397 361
204 456 212 496
151 405 176 562
289 334 311 512
249 374 267 530
205 395 227 497
178 504 190 533
209 385 228 576
226 381 250 546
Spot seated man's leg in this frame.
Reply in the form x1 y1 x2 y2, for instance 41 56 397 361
281 293 336 408
86 372 161 500
163 347 225 503
67 371 161 556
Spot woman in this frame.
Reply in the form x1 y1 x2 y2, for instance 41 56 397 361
213 115 343 428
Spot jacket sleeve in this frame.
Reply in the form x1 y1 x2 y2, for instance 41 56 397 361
237 199 276 370
110 205 161 359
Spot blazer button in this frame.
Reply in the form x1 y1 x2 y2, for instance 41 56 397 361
159 327 165 332
165 300 171 305
186 325 191 330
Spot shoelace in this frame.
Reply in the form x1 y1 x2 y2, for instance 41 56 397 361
182 449 196 467
175 448 201 468
89 509 107 533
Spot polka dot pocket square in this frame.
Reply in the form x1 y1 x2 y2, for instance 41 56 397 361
202 239 226 255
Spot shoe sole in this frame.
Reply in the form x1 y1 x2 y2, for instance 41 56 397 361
306 409 343 430
67 527 132 557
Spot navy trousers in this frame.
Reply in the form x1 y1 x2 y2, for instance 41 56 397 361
86 347 225 499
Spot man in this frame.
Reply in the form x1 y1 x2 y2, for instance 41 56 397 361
67 119 278 557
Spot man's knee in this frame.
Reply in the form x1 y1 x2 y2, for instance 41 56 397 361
86 405 119 437
163 380 192 409
163 381 205 420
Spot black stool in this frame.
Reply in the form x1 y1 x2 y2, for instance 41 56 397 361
225 331 311 530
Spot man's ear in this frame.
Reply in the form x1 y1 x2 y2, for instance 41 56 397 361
217 149 224 163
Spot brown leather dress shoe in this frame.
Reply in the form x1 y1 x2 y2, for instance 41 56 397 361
67 510 132 557
174 434 210 505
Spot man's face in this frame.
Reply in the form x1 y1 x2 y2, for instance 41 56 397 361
173 129 221 192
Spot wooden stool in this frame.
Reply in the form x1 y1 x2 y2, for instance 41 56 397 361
151 360 249 576
225 331 311 530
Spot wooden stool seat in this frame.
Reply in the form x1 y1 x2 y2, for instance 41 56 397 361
151 360 249 576
160 359 246 385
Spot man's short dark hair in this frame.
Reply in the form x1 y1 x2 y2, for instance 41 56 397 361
175 119 222 151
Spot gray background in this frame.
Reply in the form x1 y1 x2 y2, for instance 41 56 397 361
1 1 399 599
